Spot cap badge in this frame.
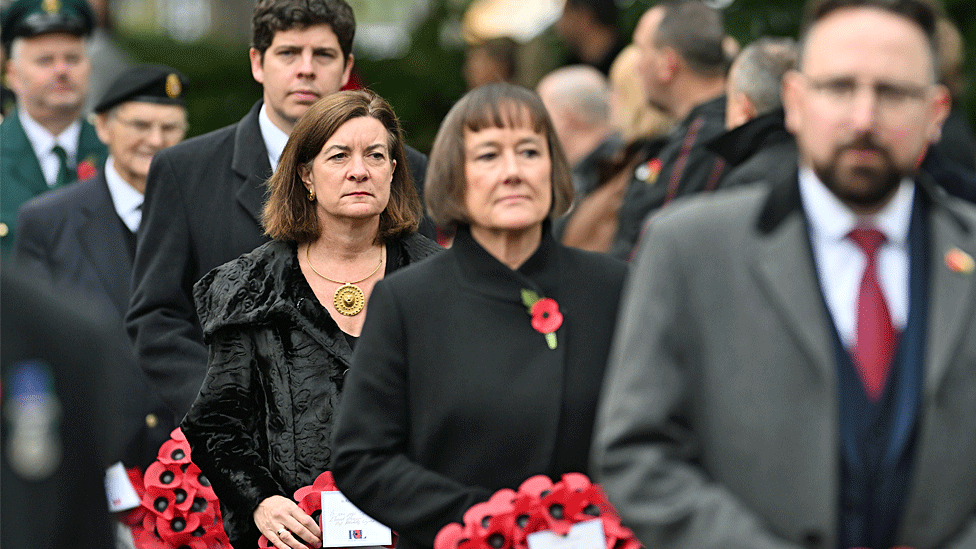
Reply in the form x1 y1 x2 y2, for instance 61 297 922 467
42 0 60 15
165 73 182 99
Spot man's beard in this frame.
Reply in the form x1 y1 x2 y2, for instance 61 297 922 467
812 134 908 210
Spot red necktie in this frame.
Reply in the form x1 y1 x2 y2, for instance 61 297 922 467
849 227 897 401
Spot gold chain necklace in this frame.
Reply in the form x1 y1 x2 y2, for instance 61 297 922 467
305 244 384 316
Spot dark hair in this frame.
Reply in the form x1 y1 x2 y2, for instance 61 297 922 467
799 0 939 77
425 83 574 229
263 89 421 243
654 1 726 78
251 0 355 60
564 0 620 30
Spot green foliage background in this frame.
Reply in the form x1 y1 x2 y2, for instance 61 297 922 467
121 0 975 155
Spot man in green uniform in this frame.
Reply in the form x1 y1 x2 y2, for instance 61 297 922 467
1 0 107 255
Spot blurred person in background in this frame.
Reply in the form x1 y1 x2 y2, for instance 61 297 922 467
559 44 672 253
536 64 622 239
2 267 125 549
14 65 189 547
181 90 440 549
331 83 626 549
0 0 107 255
556 0 626 76
609 0 729 259
706 36 799 190
83 0 134 114
917 15 976 203
127 0 432 425
464 36 518 90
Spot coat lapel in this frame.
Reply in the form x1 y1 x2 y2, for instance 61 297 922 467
77 175 133 318
750 179 837 385
232 102 274 226
4 111 48 196
922 200 976 398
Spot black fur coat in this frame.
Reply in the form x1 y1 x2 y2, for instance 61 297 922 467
181 234 440 548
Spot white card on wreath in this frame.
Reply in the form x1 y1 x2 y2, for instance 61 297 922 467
320 490 393 547
105 461 141 512
526 518 606 549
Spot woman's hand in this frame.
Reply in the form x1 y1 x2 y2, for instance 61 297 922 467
254 495 323 549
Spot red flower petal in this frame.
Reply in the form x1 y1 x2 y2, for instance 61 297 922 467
158 438 192 465
530 298 563 334
435 523 466 549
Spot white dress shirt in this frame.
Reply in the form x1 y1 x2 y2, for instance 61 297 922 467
258 103 289 172
799 166 913 348
103 156 144 233
18 108 82 187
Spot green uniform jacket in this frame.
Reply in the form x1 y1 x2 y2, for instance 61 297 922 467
1 110 107 255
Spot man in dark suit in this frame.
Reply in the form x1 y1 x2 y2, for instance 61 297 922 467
0 0 107 255
14 64 189 542
127 0 430 421
593 0 976 547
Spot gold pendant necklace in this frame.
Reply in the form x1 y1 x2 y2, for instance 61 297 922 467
305 244 384 316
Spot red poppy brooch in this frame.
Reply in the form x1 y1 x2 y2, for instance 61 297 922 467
76 155 98 180
521 290 563 350
434 473 641 549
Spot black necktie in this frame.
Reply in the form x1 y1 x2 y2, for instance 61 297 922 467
51 145 70 187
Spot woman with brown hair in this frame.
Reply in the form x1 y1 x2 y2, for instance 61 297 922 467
181 89 440 549
330 83 626 549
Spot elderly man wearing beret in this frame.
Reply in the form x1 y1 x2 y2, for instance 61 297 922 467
13 64 190 548
0 0 109 255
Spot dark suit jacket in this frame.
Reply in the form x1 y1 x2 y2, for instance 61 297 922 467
13 173 175 469
127 100 430 420
593 175 976 548
332 226 626 549
0 110 107 255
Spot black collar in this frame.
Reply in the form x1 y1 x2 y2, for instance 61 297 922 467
451 223 562 304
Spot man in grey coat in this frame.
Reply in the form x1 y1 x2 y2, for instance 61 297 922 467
592 0 976 547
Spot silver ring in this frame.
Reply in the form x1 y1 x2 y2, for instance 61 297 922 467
276 527 287 536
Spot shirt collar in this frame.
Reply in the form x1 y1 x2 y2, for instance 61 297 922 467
18 107 82 162
103 156 144 231
798 165 914 247
258 103 289 172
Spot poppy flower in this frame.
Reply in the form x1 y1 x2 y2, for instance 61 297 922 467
520 291 562 349
437 474 642 549
530 298 562 335
76 158 97 180
158 437 192 465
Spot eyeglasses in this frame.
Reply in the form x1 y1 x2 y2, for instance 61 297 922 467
114 117 188 139
798 72 931 113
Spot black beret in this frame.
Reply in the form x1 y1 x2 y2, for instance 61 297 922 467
94 65 190 113
1 0 95 49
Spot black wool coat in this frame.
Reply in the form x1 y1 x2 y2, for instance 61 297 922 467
181 234 441 549
331 226 626 549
